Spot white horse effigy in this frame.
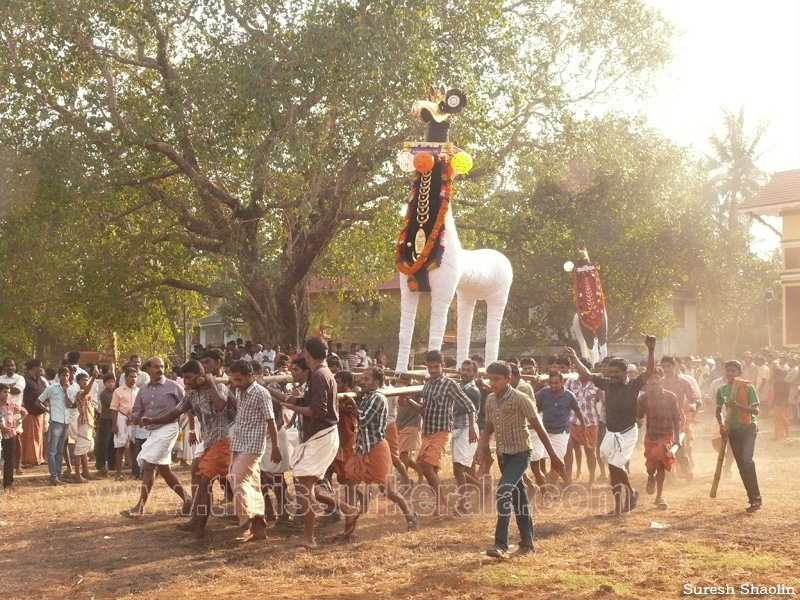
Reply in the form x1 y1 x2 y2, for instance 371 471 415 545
394 85 513 372
564 243 608 366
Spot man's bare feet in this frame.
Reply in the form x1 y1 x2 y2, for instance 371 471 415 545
251 516 268 540
233 523 252 542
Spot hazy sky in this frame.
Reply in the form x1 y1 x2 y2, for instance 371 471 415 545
640 0 799 251
644 0 799 172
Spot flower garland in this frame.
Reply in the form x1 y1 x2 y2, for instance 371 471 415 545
395 160 453 291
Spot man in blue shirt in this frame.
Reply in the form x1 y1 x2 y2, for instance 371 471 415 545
535 371 586 485
39 366 77 485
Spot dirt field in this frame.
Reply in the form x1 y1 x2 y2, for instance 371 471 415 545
2 415 798 600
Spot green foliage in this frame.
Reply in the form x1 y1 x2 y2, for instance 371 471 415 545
0 0 675 349
0 140 209 363
456 114 709 344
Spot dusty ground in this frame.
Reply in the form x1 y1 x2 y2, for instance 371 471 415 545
1 414 798 600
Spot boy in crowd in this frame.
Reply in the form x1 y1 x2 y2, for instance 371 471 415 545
95 373 117 475
476 361 566 559
111 368 138 481
1 383 27 489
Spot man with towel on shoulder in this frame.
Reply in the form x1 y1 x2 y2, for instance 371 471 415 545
565 335 656 516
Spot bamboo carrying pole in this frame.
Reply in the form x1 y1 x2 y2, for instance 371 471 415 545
338 385 425 400
198 373 294 385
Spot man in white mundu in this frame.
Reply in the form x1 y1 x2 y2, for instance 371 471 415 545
121 357 191 520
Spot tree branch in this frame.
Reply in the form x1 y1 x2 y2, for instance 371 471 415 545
127 278 231 298
745 212 782 239
111 168 182 188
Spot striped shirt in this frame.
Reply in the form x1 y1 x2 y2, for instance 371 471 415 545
419 376 476 434
132 378 184 431
485 386 539 455
355 390 388 455
231 382 275 454
566 378 602 427
176 384 231 447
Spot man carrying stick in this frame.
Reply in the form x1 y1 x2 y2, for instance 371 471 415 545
636 367 681 509
475 361 565 559
405 350 477 518
341 367 419 537
565 335 655 516
280 337 355 550
715 360 762 513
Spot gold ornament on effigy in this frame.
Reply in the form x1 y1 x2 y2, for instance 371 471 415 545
414 228 426 254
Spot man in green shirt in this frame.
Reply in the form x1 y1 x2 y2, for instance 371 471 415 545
715 360 761 513
475 361 565 559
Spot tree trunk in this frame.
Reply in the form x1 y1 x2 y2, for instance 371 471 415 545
273 277 311 350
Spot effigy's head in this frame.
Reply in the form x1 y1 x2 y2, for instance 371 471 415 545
395 84 471 293
396 84 472 176
575 241 590 264
410 84 467 142
563 242 591 273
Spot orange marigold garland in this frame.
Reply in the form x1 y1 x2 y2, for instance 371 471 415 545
395 158 453 291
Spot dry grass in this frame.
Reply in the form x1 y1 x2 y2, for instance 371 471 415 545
2 416 799 600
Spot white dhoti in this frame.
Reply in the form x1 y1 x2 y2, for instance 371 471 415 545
113 412 134 448
451 428 478 467
546 431 570 461
74 423 94 456
68 408 94 455
68 408 79 443
528 415 547 461
599 425 638 470
176 415 199 462
136 422 179 467
291 425 338 480
260 427 291 474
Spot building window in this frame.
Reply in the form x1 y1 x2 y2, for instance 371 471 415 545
786 285 800 346
785 246 800 271
673 299 686 328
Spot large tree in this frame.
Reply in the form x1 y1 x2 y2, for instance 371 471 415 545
0 0 673 347
0 139 208 362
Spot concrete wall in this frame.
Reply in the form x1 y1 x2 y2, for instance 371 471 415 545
782 210 800 347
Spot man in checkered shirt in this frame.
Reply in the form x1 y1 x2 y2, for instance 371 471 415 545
405 350 477 517
340 367 419 537
227 360 281 543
